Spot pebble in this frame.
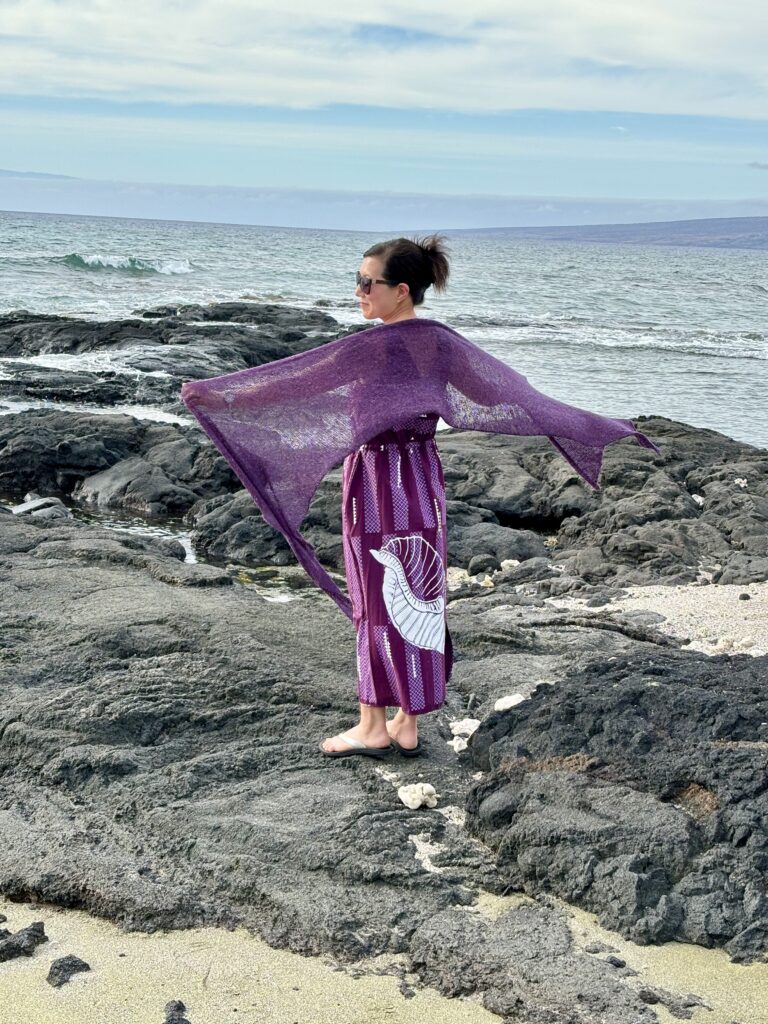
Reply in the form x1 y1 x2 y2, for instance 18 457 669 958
164 999 192 1024
46 954 91 988
638 988 660 1004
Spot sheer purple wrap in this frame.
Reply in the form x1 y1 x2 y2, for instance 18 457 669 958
180 317 659 619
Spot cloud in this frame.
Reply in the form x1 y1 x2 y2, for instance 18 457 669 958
0 1 766 118
748 161 768 170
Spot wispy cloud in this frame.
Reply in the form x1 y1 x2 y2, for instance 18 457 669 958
748 161 768 170
0 1 766 117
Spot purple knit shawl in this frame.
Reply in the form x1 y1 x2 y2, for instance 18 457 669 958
180 317 659 618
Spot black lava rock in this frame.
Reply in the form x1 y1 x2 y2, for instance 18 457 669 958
465 649 768 962
0 921 48 962
47 954 91 987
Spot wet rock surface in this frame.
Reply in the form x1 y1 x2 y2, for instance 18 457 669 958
0 303 339 413
3 304 767 586
0 361 182 409
0 411 235 515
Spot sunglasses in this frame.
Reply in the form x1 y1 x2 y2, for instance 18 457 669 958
356 271 394 295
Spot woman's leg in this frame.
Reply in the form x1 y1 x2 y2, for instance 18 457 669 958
387 708 419 750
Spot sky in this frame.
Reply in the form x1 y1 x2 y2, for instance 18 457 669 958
1 0 767 229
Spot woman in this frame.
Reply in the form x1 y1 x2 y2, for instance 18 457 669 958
320 235 451 760
180 241 657 763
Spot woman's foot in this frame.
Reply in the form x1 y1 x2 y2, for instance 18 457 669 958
321 719 391 754
387 709 419 751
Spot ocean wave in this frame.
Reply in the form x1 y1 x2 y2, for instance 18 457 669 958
56 253 193 275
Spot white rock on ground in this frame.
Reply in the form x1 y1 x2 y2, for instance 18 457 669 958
449 718 481 737
494 693 527 711
447 736 468 753
398 783 438 809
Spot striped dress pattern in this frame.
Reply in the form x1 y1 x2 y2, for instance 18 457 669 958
341 413 453 715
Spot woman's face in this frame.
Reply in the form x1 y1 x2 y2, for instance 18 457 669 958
355 255 412 323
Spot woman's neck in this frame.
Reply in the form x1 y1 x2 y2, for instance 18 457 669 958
380 308 417 325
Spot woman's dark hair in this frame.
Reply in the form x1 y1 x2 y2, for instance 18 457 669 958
363 234 449 305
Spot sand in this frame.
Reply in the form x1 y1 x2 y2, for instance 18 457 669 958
548 580 768 657
4 892 767 1024
0 898 497 1024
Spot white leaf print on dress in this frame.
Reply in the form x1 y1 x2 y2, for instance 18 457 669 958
370 535 446 653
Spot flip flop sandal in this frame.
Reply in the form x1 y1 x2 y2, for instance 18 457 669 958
320 731 393 759
391 738 423 758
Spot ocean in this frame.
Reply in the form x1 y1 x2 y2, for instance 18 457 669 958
2 208 767 448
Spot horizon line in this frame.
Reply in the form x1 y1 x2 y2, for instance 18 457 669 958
3 205 768 235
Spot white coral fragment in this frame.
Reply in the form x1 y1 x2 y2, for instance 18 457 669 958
494 693 527 711
449 718 481 737
398 783 438 809
447 736 468 753
734 478 748 488
499 559 521 570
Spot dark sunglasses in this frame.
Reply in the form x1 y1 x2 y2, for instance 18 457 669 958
356 271 394 295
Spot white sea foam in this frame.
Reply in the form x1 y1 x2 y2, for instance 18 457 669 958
0 398 189 423
0 351 173 377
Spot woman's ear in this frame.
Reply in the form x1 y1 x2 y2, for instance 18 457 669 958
398 283 411 301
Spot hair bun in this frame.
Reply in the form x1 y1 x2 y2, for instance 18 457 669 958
413 234 450 293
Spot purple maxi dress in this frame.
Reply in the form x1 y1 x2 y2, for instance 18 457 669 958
341 412 453 715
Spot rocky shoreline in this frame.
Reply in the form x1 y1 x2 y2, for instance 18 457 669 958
1 302 767 1022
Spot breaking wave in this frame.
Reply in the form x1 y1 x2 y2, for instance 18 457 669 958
57 253 193 275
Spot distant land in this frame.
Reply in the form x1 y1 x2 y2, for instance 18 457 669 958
0 168 77 180
0 168 766 243
461 216 768 250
